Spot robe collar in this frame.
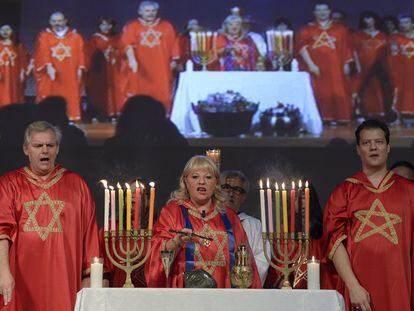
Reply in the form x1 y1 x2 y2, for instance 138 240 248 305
182 199 218 220
346 170 395 194
20 164 66 183
138 18 160 28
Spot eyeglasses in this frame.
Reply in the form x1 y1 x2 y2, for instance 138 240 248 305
221 184 246 194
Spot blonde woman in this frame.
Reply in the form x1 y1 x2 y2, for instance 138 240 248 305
145 155 261 288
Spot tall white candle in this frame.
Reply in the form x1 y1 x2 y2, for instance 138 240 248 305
307 256 320 290
100 180 109 231
90 257 103 288
259 180 266 233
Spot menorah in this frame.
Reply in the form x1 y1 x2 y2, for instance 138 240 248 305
100 179 156 288
266 30 294 71
259 179 310 289
205 148 221 169
190 31 217 71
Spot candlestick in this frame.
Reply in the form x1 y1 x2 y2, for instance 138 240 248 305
282 182 288 234
305 181 310 235
117 182 124 233
100 180 109 232
307 256 320 290
109 186 115 231
266 178 274 233
290 181 296 234
298 180 303 233
125 183 132 231
90 257 103 288
134 181 141 230
148 182 155 230
259 180 266 233
274 182 281 234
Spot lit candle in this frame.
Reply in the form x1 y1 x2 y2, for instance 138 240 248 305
266 31 273 52
290 181 296 233
100 180 109 232
202 32 207 51
282 182 288 233
148 182 155 230
259 180 266 233
90 257 103 288
305 181 310 235
266 178 274 232
206 31 212 49
274 182 281 234
288 30 294 55
307 256 320 290
125 183 132 231
109 186 115 231
298 180 303 232
134 181 141 230
117 182 124 233
190 31 196 52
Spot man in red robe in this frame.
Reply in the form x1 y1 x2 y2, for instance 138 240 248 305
34 12 86 121
0 121 100 311
323 119 414 311
0 24 29 107
387 14 414 122
121 1 179 113
297 2 353 123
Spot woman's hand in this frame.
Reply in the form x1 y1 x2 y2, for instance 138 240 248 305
166 228 193 251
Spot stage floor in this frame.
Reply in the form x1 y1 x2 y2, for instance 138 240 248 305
78 122 414 148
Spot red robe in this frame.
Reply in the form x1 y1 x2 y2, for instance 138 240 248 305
352 31 387 115
121 18 179 112
323 171 414 311
0 42 29 106
0 165 100 311
34 28 86 120
86 33 127 117
297 21 353 121
387 34 414 114
145 200 262 288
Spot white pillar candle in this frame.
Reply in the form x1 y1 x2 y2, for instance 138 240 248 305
90 257 103 288
307 256 320 290
259 180 267 233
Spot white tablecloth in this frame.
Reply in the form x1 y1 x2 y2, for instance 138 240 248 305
171 71 322 135
75 288 345 311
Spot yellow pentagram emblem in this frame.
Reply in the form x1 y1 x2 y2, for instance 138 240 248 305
51 42 72 61
354 199 401 245
312 31 336 49
0 47 16 66
194 223 227 275
23 192 65 241
401 41 414 59
140 28 162 48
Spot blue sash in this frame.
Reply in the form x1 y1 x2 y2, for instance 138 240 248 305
179 205 235 273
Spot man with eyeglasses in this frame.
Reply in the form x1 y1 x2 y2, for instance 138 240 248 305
220 170 269 285
323 119 414 311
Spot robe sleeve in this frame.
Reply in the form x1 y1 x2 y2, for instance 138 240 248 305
79 177 101 277
341 27 354 64
296 26 311 55
34 32 52 71
0 174 17 243
164 22 179 60
76 33 86 70
121 22 137 51
323 182 350 261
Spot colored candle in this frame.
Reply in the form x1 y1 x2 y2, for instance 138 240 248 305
134 181 141 230
125 183 132 231
290 181 296 233
148 182 155 230
274 182 281 234
259 180 266 233
266 178 274 232
100 180 109 232
305 181 310 235
117 182 124 233
282 182 288 234
109 186 115 231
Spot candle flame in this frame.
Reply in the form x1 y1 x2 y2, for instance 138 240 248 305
125 183 130 189
305 181 309 188
298 180 302 188
109 186 114 190
292 181 295 190
312 255 316 262
266 178 270 189
140 182 145 188
149 181 155 188
282 182 285 190
275 182 279 190
99 179 108 189
259 179 263 189
135 180 139 188
117 182 122 189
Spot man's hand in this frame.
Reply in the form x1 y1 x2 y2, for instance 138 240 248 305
0 268 14 305
20 69 25 83
77 68 83 80
348 283 371 311
129 59 138 73
308 63 321 76
343 63 351 76
46 64 56 81
170 60 178 71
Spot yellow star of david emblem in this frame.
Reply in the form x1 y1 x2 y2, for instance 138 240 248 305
194 223 227 275
401 41 414 59
140 28 162 48
51 42 72 61
0 47 16 66
354 199 401 245
312 31 336 49
23 192 65 241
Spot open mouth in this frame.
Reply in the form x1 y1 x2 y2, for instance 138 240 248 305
369 154 379 159
197 187 207 193
40 157 50 163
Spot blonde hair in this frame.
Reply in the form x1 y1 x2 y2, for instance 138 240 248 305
169 155 226 211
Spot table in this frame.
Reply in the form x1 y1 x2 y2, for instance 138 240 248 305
75 288 345 311
171 71 322 136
